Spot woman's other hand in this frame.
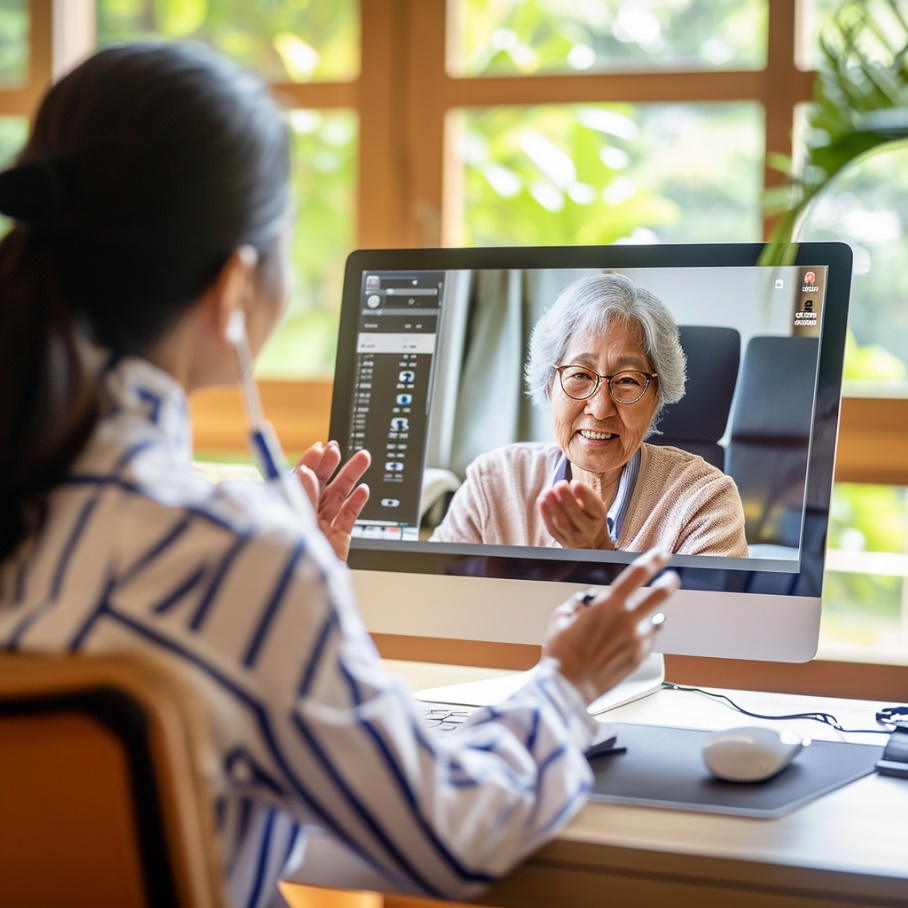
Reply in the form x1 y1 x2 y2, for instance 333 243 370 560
293 441 371 562
541 549 679 705
538 479 614 550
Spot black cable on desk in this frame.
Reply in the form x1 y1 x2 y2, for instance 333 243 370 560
661 682 899 735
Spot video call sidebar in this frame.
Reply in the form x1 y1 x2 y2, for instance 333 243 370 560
346 271 446 540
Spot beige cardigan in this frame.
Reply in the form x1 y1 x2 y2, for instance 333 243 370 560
431 442 749 557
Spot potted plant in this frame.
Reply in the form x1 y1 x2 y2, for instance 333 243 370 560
762 0 908 264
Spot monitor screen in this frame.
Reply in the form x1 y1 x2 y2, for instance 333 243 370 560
329 243 852 669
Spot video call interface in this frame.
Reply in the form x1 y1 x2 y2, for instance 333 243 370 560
335 262 831 577
345 271 446 533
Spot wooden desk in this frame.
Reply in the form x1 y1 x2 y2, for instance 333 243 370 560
286 661 908 908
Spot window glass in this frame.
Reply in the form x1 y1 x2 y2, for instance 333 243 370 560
0 115 25 165
799 144 908 394
0 0 27 85
96 0 359 82
455 103 763 247
450 0 767 76
823 483 908 662
256 109 357 378
0 116 28 235
799 0 898 71
798 0 836 69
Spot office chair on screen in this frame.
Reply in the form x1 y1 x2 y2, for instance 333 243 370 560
724 334 820 556
649 325 741 469
0 652 227 908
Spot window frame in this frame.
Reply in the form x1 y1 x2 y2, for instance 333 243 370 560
6 0 906 694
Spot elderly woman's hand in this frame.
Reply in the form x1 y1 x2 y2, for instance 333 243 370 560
293 441 371 562
542 549 679 705
538 479 615 550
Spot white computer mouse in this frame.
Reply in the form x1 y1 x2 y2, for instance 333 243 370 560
702 725 810 783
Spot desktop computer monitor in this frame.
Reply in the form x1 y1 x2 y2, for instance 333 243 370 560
328 243 852 708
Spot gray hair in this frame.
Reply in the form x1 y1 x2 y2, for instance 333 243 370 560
525 272 687 424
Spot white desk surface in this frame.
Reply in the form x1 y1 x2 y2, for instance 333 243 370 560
385 660 908 908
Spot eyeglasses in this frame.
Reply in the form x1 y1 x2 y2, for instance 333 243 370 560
554 364 657 404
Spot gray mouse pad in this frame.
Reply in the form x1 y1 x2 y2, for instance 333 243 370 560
587 722 885 818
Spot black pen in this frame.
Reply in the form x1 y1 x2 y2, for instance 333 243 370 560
585 743 628 759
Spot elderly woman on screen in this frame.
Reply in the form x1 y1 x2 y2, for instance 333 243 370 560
431 272 749 557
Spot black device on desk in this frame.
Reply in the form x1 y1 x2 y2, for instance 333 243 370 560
584 724 624 759
877 726 908 779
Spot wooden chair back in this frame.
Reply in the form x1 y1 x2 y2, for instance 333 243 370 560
0 652 227 908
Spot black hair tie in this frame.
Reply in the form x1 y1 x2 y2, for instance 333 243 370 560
0 158 76 222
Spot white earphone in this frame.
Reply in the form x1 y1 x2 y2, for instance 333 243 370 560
226 310 308 511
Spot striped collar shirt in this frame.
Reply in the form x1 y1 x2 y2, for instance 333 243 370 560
0 355 599 908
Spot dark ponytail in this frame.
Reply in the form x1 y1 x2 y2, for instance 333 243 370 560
0 42 291 559
0 225 99 558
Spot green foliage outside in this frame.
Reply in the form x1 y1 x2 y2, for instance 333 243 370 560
0 115 26 167
455 0 766 75
0 116 27 234
0 0 27 85
797 144 908 388
257 110 357 377
823 477 905 653
842 330 908 384
829 483 906 554
461 102 762 248
822 568 904 651
97 0 358 82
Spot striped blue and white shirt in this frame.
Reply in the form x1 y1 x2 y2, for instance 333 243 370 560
0 356 599 908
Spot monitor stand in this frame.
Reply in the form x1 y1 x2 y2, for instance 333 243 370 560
414 652 665 716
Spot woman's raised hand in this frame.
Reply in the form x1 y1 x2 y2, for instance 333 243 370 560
538 479 614 550
293 441 371 562
541 550 680 705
